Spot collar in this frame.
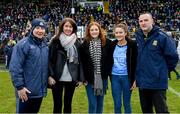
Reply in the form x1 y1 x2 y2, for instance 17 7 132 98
136 25 160 38
29 33 46 46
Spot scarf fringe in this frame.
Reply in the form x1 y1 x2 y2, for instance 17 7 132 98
89 38 103 96
94 89 103 96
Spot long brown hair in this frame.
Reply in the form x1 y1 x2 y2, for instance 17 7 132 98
85 22 106 47
50 18 77 42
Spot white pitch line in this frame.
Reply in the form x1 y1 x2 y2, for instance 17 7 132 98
0 71 8 72
0 69 9 72
168 86 180 97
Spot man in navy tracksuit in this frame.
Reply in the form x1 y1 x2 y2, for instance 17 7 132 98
135 12 179 113
9 18 49 113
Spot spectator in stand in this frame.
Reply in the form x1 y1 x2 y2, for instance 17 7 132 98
168 32 180 80
3 38 16 68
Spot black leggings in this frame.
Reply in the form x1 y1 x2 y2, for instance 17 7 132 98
51 81 76 113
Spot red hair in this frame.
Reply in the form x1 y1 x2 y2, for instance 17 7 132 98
85 22 106 47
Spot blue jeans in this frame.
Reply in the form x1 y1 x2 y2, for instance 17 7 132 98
111 75 132 113
86 79 107 113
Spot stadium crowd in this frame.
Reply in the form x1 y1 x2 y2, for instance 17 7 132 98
0 0 179 48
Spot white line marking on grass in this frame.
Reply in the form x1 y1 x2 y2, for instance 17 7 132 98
168 86 180 97
0 70 9 72
0 71 8 72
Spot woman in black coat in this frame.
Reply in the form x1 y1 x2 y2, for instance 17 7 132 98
79 22 111 113
48 18 84 113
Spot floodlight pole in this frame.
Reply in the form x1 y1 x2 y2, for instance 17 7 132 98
72 0 74 8
71 0 75 18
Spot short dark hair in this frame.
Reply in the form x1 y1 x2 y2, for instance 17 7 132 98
139 12 153 19
140 12 152 16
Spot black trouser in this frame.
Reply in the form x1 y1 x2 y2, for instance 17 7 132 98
6 56 11 68
139 89 169 113
17 97 43 113
52 81 76 113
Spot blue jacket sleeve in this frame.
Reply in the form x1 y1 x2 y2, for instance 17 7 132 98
162 35 179 71
9 43 27 90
